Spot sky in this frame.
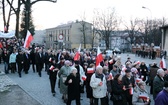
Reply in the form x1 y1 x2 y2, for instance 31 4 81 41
1 0 168 31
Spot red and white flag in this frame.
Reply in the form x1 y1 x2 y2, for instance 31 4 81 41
129 87 133 95
23 30 33 49
96 46 103 67
135 78 142 83
87 68 94 74
160 57 166 69
139 95 149 100
49 57 52 62
49 65 55 70
74 44 81 61
109 59 113 64
82 75 87 81
109 73 113 80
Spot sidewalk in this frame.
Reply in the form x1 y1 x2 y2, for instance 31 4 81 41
0 67 41 105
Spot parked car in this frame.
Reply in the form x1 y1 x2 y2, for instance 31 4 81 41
113 48 121 54
105 50 113 57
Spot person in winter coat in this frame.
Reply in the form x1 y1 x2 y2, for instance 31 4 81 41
155 81 168 105
90 66 107 105
48 58 59 96
65 67 81 105
153 68 165 99
9 50 17 73
16 50 24 77
86 63 95 105
149 62 159 94
139 61 148 81
122 69 135 105
112 74 127 105
58 60 72 103
132 81 150 105
74 60 85 93
2 49 10 74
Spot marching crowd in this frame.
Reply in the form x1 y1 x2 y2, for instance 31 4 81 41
0 39 168 105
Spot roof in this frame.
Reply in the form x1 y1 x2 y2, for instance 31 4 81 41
160 25 168 29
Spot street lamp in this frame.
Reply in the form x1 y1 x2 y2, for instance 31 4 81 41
142 6 153 44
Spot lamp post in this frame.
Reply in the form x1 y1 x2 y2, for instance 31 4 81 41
142 6 153 44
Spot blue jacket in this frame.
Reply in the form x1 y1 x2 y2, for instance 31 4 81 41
155 89 168 105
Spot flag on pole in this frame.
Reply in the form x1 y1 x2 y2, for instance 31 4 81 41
23 30 33 49
96 46 103 67
160 56 166 69
74 44 81 60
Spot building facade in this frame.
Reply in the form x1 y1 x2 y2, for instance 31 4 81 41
45 21 93 50
160 25 168 57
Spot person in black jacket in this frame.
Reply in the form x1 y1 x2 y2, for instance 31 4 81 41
112 74 127 105
49 58 59 96
65 67 81 105
2 48 10 74
35 48 44 77
16 50 24 77
122 69 135 105
30 49 36 72
23 51 30 74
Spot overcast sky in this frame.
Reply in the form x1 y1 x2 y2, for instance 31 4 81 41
1 0 168 31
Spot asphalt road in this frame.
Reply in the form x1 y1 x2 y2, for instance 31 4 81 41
0 53 165 105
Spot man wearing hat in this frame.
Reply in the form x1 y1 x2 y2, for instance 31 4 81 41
122 69 135 105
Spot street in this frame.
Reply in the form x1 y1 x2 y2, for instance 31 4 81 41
0 53 166 105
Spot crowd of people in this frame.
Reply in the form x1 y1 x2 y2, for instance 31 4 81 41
0 38 168 105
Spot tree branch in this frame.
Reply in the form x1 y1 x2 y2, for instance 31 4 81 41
31 0 57 5
6 0 16 13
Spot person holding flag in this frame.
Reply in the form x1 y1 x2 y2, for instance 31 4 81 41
160 56 166 69
90 65 107 105
132 81 150 105
48 58 59 96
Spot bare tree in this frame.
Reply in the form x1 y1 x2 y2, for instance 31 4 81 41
93 8 120 49
1 0 14 33
124 18 143 45
6 0 56 38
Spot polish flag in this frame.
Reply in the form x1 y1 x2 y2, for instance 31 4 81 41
109 59 113 64
96 46 103 67
135 78 142 83
87 68 94 74
139 95 149 101
23 30 33 49
160 57 166 69
82 75 87 81
129 87 133 95
49 57 52 62
49 65 55 70
109 73 113 80
74 44 81 60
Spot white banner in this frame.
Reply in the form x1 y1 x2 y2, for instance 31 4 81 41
0 31 15 38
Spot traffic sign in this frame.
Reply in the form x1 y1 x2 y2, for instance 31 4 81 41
58 34 63 42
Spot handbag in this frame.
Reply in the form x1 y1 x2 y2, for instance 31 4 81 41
112 94 123 101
